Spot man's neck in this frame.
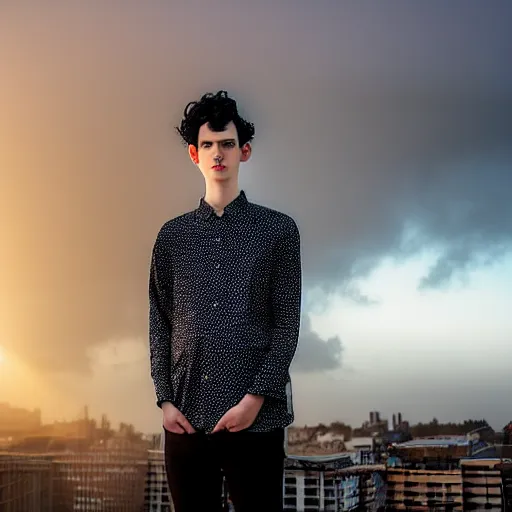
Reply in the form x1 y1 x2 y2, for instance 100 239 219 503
204 182 240 216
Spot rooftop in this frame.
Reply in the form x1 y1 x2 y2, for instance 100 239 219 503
397 437 469 448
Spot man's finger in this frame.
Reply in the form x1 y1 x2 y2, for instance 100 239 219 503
212 418 227 433
211 423 224 433
167 423 186 434
178 416 196 434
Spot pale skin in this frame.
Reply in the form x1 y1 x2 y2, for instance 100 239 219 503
163 120 264 434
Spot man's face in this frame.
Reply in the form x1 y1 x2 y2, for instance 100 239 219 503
189 120 251 184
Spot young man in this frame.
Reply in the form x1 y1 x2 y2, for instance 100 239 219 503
148 91 302 512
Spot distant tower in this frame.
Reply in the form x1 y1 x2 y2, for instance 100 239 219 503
34 408 42 427
101 414 110 431
398 412 402 426
83 405 91 439
375 411 380 423
392 414 397 430
370 412 375 425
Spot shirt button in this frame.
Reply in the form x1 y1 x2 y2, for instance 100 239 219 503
204 375 208 381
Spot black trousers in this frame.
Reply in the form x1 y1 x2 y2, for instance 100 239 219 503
164 427 285 512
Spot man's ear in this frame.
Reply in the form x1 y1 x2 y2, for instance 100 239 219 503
188 144 199 164
240 143 252 162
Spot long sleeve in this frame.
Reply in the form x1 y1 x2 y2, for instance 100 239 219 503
149 240 174 408
247 217 302 401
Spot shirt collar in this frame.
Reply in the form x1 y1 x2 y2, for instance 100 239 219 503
196 190 249 220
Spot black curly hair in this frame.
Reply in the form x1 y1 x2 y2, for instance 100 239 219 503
175 90 255 149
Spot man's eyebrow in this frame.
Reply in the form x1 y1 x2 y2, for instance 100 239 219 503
199 138 236 146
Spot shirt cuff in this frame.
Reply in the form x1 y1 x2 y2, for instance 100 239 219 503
156 399 174 409
247 384 286 402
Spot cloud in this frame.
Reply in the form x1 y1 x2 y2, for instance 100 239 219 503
87 338 147 370
1 1 511 375
395 156 512 289
340 285 380 307
44 338 159 430
292 316 343 373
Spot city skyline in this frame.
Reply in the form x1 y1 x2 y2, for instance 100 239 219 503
0 400 503 439
1 2 512 433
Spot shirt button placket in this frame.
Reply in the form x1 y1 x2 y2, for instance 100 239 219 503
199 335 207 428
213 227 222 309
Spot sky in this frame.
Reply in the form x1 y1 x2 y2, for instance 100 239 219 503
1 1 512 433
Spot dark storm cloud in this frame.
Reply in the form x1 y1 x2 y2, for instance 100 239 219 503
1 1 511 373
292 317 343 373
412 158 512 289
259 92 512 294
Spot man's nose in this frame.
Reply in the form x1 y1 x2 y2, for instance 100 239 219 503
214 146 223 161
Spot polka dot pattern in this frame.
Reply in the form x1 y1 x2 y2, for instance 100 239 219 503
149 190 302 433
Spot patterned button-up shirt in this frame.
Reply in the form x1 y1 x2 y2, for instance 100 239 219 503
148 190 302 433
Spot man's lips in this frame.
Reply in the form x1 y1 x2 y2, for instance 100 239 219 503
212 165 226 171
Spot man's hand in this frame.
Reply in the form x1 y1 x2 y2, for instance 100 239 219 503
211 394 264 433
162 402 195 434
